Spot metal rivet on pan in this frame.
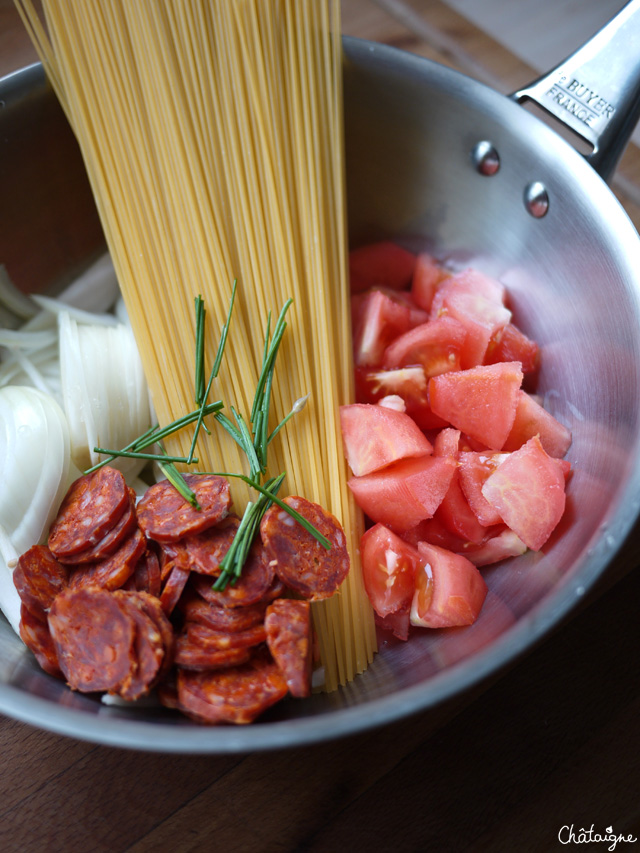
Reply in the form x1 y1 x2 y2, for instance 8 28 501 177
524 181 549 218
471 140 500 176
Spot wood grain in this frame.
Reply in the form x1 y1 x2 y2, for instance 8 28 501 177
1 2 639 851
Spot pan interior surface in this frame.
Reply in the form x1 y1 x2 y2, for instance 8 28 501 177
1 41 640 751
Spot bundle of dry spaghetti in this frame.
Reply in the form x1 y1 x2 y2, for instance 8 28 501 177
15 0 376 690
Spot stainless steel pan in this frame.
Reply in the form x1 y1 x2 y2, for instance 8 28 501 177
1 2 640 753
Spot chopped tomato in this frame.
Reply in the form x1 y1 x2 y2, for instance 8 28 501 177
429 361 523 449
433 427 461 458
352 289 413 367
503 390 572 458
375 609 411 641
458 451 509 526
348 454 457 532
349 241 416 293
433 428 488 543
411 542 487 629
459 528 527 566
485 322 539 374
431 277 512 368
430 266 506 319
382 316 467 377
411 252 449 312
355 365 448 430
340 403 432 476
360 523 420 618
481 435 566 551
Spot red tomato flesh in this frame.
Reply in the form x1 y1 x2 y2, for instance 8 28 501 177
503 390 572 458
485 322 539 375
352 289 413 367
383 316 467 377
411 252 449 312
354 366 448 430
481 435 566 551
348 454 457 532
340 403 433 476
429 362 523 449
360 523 421 618
458 451 509 526
349 241 417 293
411 542 488 629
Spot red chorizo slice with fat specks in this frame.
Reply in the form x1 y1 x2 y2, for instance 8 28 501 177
137 474 231 543
173 641 252 672
177 647 288 724
160 564 191 615
179 593 266 633
68 527 146 592
19 604 62 678
265 599 312 698
189 541 275 609
136 591 175 678
181 516 241 575
260 497 350 601
112 591 166 700
131 548 162 598
48 466 129 559
48 587 137 693
14 545 68 617
58 488 138 566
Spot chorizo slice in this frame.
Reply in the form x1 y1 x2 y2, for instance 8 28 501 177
179 621 266 653
173 642 252 672
14 545 68 616
48 466 129 559
132 548 162 598
58 488 138 565
113 591 165 700
48 587 137 693
19 604 62 678
68 527 146 592
190 541 275 608
160 564 191 615
181 516 240 575
136 590 175 679
137 474 231 543
177 648 288 724
265 599 312 698
260 496 350 600
179 593 266 633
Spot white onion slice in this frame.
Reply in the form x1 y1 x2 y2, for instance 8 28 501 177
57 253 120 314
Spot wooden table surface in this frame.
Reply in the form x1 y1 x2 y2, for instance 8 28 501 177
1 2 639 851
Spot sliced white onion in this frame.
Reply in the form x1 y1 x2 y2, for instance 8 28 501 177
31 294 120 327
59 313 151 476
57 253 120 314
0 386 72 556
0 265 38 321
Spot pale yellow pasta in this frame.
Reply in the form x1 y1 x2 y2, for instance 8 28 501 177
16 0 376 690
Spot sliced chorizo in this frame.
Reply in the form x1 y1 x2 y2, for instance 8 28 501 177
14 545 68 616
132 548 162 598
260 496 350 600
137 474 231 543
181 516 240 575
68 527 146 592
190 541 274 608
48 466 129 559
113 591 165 700
177 648 288 724
173 641 252 672
179 593 266 633
19 604 62 678
58 488 138 565
135 590 175 678
265 599 312 698
48 587 137 693
159 564 191 615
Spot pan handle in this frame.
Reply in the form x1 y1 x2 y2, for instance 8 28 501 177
510 0 640 181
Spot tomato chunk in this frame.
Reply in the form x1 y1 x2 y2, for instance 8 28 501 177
355 366 448 430
429 362 523 449
411 542 487 629
458 451 509 526
383 316 467 378
349 241 416 293
352 289 413 367
459 528 528 567
348 454 457 532
481 435 566 551
503 390 572 458
411 252 449 312
485 322 539 374
340 403 432 476
360 524 421 618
